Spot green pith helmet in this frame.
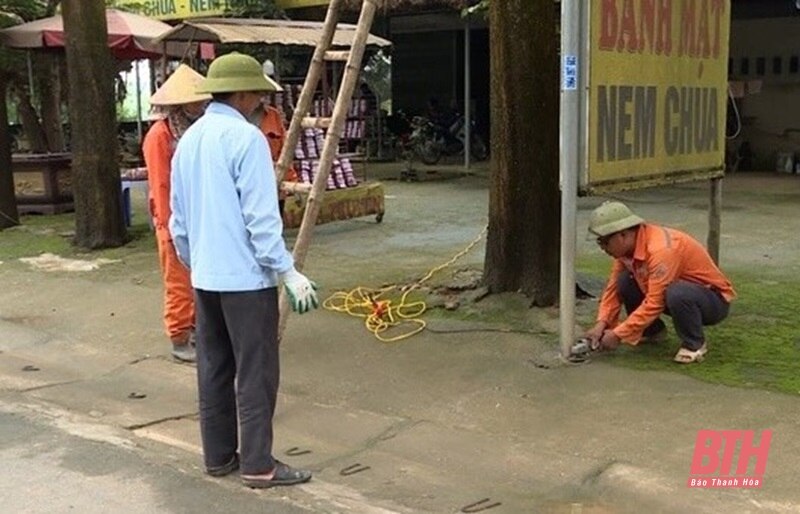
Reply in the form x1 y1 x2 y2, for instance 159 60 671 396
588 201 645 237
196 52 279 94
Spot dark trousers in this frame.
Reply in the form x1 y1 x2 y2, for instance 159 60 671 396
194 287 280 475
617 273 729 350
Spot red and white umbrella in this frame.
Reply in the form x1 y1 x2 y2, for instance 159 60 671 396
0 8 172 59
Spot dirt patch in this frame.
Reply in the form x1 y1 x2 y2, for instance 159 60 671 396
19 253 121 272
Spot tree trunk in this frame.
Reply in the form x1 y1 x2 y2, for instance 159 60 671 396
14 87 48 153
63 0 125 249
483 0 560 306
37 54 65 152
0 77 20 230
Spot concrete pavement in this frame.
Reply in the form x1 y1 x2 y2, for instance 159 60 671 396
0 399 315 514
1 170 799 513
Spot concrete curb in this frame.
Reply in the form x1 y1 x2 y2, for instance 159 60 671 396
589 463 800 514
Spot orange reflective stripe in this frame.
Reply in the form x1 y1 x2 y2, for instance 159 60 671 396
660 226 672 248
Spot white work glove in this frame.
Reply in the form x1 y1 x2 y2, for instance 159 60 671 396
279 268 320 314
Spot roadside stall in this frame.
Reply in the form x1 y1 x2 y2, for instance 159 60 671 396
155 17 392 228
0 9 182 216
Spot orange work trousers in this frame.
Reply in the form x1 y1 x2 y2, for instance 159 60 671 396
155 226 194 343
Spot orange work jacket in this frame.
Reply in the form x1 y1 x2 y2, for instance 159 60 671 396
597 223 736 344
142 119 175 229
258 106 298 183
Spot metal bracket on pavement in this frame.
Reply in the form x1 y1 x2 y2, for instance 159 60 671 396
461 498 502 513
339 463 371 476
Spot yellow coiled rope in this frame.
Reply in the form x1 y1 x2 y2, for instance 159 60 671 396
323 226 488 342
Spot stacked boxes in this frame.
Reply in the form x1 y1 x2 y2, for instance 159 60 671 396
296 159 358 189
295 129 358 189
313 97 334 117
297 160 337 190
263 85 297 117
267 87 368 190
344 119 366 139
295 128 359 190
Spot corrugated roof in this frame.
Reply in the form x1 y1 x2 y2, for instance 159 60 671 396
342 0 467 11
155 18 391 48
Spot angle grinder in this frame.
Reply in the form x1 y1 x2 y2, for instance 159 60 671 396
568 337 597 363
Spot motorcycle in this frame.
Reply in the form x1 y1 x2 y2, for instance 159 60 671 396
417 113 489 165
386 110 489 166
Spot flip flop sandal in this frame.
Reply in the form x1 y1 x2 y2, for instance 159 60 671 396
673 343 708 364
242 461 312 489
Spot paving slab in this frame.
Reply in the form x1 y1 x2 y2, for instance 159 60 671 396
28 357 197 428
0 351 85 392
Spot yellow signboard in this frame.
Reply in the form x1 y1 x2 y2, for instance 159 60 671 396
277 0 329 7
116 0 327 21
585 0 731 193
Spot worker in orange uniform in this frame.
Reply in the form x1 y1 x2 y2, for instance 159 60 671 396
142 64 211 362
584 201 736 364
252 60 298 214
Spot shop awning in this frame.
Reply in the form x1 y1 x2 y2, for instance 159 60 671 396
154 18 391 48
0 8 175 59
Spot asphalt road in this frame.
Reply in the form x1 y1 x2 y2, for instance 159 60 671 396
0 398 316 514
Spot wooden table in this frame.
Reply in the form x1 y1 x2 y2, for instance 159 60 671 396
11 153 73 214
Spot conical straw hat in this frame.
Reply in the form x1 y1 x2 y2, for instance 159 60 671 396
150 64 212 106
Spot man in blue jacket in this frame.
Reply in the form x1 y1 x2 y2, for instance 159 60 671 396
170 52 318 489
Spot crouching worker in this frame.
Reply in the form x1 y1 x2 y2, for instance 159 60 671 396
143 64 211 363
169 52 320 488
584 201 736 364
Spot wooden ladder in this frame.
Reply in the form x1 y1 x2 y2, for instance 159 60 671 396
275 0 382 338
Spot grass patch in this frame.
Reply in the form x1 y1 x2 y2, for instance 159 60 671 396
578 254 800 396
0 214 76 260
0 213 156 270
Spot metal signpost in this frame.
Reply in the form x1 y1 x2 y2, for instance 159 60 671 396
559 0 586 358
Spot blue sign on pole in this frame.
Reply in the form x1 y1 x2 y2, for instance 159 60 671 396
563 54 578 91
